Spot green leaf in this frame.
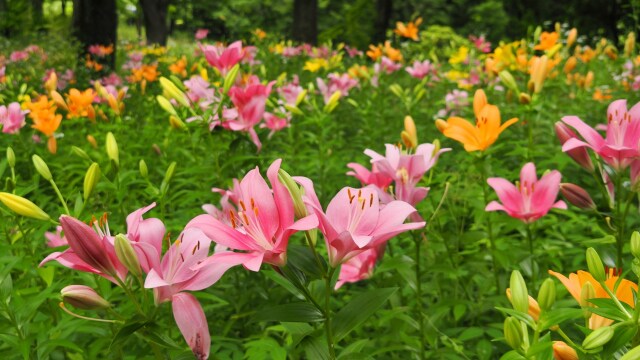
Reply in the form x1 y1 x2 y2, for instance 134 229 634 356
338 339 369 359
287 244 326 280
36 267 54 287
109 319 148 350
254 303 324 323
332 287 397 341
495 307 536 328
538 308 584 329
500 350 527 360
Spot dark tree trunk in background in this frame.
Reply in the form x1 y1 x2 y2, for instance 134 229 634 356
31 0 43 31
372 0 392 44
139 0 170 46
72 0 117 68
292 0 317 45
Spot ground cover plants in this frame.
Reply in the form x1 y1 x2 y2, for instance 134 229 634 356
2 19 640 359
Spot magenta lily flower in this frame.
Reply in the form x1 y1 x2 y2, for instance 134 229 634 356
40 215 127 283
186 159 318 271
226 80 274 151
562 99 640 171
296 177 425 267
171 292 210 360
486 162 567 223
201 40 243 76
346 162 394 190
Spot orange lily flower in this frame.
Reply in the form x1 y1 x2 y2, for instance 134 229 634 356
506 288 541 321
66 88 96 119
129 64 159 83
366 44 383 61
548 269 638 329
169 56 188 78
534 31 559 51
394 17 422 41
435 89 518 152
383 41 403 62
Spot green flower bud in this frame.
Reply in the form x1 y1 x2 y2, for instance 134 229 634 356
499 70 519 94
582 326 614 350
509 270 529 313
223 64 240 94
323 91 342 113
156 95 178 117
163 162 177 184
504 317 523 350
114 234 141 277
278 169 307 219
105 132 119 167
586 248 606 282
620 343 640 360
139 159 148 178
0 192 50 220
6 147 15 168
537 278 556 311
83 163 101 201
159 77 189 108
631 232 640 259
32 155 52 181
71 146 91 161
580 281 596 318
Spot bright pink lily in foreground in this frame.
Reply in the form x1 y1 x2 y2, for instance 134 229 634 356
186 159 318 271
562 99 640 171
40 215 127 283
486 162 566 223
201 40 244 76
296 178 425 267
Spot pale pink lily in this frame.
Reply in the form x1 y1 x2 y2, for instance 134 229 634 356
194 29 209 40
335 246 381 289
0 102 28 134
184 75 216 109
186 159 318 271
295 178 425 267
261 111 291 138
226 81 275 150
405 60 435 79
201 41 244 76
562 99 640 171
172 292 210 360
40 215 128 284
346 162 393 190
126 203 166 273
486 162 567 223
45 226 66 247
277 76 303 106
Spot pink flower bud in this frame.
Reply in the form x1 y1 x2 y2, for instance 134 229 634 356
61 285 110 310
60 215 119 277
560 183 596 210
555 122 595 172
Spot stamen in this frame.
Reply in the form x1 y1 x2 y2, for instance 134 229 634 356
369 193 374 207
180 253 185 262
242 213 249 224
239 200 247 211
229 210 237 228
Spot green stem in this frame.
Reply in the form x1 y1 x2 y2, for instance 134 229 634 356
600 280 632 318
526 223 536 286
412 231 426 360
324 267 337 360
555 327 580 349
479 154 501 294
50 180 71 215
615 174 624 268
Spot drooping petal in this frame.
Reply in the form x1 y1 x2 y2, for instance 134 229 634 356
172 293 210 360
561 115 606 151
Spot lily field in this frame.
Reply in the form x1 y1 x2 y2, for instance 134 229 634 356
2 20 640 360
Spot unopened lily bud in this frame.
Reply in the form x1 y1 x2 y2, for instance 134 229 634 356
563 57 577 74
6 147 15 168
284 104 303 116
546 44 563 58
401 115 418 149
105 132 119 167
582 326 614 350
163 162 177 184
169 115 187 130
518 92 532 104
632 232 640 258
32 155 52 181
107 94 120 115
159 77 190 108
389 84 403 98
71 146 91 161
531 55 549 94
295 89 308 106
560 183 596 210
86 134 98 149
586 248 606 282
0 192 50 220
139 159 148 178
44 72 57 93
580 281 596 318
61 285 110 310
499 70 519 94
504 317 523 350
156 95 178 117
50 91 68 111
621 343 640 360
223 65 240 94
553 341 578 360
278 169 307 219
584 71 594 89
537 278 556 311
83 163 100 201
114 234 142 277
509 270 529 313
625 32 636 57
567 28 578 47
554 122 594 172
323 91 341 113
506 288 540 321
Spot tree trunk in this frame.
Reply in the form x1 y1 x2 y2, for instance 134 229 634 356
139 0 170 46
372 0 392 44
292 0 317 45
31 0 44 31
72 0 117 68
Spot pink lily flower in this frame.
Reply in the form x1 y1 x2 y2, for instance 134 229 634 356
194 29 209 40
0 102 28 134
405 60 434 80
486 162 567 223
172 292 210 360
295 178 425 267
40 215 128 284
562 99 640 171
201 41 244 76
186 159 318 271
554 122 595 172
226 80 274 150
277 76 303 106
45 226 67 247
335 246 382 289
346 162 394 190
126 203 166 273
375 56 402 74
261 111 291 138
